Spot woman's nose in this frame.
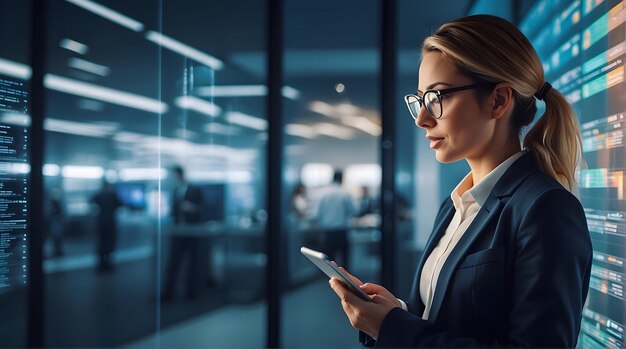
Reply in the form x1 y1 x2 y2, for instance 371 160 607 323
415 105 435 129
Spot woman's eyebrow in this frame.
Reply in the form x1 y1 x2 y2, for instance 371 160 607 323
417 81 454 93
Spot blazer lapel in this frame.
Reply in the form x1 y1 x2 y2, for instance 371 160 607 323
427 196 503 321
410 199 455 313
426 151 539 322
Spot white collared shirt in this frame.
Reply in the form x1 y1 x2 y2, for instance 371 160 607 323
417 151 525 320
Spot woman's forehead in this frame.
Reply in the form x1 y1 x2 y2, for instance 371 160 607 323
418 53 460 89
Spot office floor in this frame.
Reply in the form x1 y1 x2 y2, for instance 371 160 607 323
124 279 362 349
1 225 380 348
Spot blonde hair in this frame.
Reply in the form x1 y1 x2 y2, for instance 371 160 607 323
422 14 582 193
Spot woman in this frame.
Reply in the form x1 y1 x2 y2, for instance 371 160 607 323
329 14 592 347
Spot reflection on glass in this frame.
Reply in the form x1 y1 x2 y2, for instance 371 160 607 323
40 0 267 347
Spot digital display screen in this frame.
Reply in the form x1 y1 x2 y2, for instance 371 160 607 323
521 0 626 347
0 75 29 292
115 182 146 209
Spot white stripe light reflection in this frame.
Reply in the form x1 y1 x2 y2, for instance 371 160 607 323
175 96 221 117
45 118 119 138
68 58 110 76
0 163 31 175
45 75 168 114
314 123 354 140
146 31 224 70
59 38 89 55
43 164 61 177
226 111 267 131
195 85 301 100
1 113 32 126
62 165 105 179
0 58 32 80
285 124 317 139
119 168 167 181
65 0 145 32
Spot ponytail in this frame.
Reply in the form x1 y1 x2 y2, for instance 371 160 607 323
522 89 582 193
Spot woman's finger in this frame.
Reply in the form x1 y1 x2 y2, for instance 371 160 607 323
360 283 384 293
339 266 363 285
330 278 361 305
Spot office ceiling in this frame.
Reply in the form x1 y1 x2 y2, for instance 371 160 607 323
0 0 471 170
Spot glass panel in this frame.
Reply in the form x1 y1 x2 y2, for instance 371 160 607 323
394 0 470 302
150 0 267 347
521 0 626 347
43 0 161 346
42 0 266 347
281 1 381 347
0 1 31 347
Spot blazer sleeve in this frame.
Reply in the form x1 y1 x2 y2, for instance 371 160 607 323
370 188 592 348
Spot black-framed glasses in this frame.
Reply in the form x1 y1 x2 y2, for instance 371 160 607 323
404 82 495 120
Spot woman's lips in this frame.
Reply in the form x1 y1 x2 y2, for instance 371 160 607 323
426 136 444 149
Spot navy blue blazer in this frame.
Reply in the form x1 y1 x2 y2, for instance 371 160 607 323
361 152 592 347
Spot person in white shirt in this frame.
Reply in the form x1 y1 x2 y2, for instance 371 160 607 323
315 170 355 270
328 14 592 348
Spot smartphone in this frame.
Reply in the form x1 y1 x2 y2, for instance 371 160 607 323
300 246 372 302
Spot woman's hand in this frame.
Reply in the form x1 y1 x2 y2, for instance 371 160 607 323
329 265 401 339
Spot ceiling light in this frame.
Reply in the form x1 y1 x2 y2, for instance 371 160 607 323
68 57 110 76
204 122 235 135
45 74 168 114
146 31 223 70
1 113 31 126
175 96 221 117
45 118 119 138
66 0 144 32
59 38 89 55
62 165 104 179
314 123 354 139
226 111 267 130
119 168 166 181
309 101 336 117
281 86 301 99
194 85 301 100
196 85 266 97
43 164 61 176
0 58 31 80
340 115 381 136
285 124 317 139
336 103 360 114
113 131 145 143
0 162 31 175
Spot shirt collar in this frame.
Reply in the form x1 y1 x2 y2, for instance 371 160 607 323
451 151 526 208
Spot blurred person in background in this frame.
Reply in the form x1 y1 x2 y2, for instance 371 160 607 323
45 186 65 258
314 170 355 270
290 182 309 220
356 186 377 217
91 180 122 272
162 166 208 301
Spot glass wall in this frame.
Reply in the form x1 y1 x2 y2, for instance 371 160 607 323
393 0 472 300
280 0 382 347
41 0 266 347
520 0 626 347
0 1 32 347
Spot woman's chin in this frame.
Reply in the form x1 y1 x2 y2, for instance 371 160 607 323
435 150 461 164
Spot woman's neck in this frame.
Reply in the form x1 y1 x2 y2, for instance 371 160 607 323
467 140 522 186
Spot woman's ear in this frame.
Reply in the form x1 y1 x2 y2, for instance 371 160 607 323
490 83 514 120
